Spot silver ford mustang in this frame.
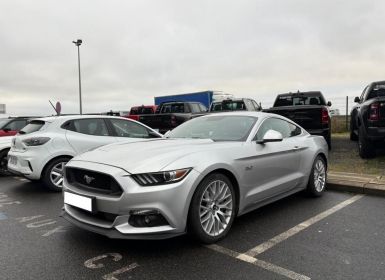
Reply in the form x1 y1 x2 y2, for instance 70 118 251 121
62 112 328 243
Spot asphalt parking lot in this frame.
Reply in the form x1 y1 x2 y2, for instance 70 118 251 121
1 176 385 280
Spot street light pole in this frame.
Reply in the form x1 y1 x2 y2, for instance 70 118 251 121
72 39 83 115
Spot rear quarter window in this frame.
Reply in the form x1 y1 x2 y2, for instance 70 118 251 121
19 120 46 134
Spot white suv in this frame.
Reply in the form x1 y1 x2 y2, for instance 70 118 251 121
7 115 162 191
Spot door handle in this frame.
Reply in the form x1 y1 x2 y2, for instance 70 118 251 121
292 146 301 150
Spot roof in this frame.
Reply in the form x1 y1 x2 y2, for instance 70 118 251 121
29 115 133 123
278 91 322 96
371 81 385 86
211 98 248 103
204 111 276 118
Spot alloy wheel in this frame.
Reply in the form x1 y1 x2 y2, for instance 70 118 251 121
314 159 326 192
50 162 66 188
199 180 233 237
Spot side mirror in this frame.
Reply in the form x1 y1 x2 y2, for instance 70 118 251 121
354 96 360 103
3 128 10 132
256 130 283 144
327 101 332 107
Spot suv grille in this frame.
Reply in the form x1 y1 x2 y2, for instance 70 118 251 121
65 167 123 196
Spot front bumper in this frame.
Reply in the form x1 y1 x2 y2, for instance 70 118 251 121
61 210 184 239
62 160 203 239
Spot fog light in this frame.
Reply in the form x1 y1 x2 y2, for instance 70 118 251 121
128 210 169 228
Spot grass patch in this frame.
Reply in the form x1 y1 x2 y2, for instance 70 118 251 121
329 133 385 176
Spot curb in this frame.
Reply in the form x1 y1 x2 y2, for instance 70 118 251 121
327 172 385 197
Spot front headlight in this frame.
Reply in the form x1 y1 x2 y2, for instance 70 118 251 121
22 137 51 146
131 168 192 186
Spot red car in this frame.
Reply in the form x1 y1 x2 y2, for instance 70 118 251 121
125 105 157 121
0 117 32 137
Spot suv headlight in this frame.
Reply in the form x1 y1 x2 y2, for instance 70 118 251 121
132 168 192 186
22 137 51 146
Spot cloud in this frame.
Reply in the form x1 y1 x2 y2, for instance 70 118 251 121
0 0 384 116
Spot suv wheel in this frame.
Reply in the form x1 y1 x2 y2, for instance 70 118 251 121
350 120 358 141
358 127 375 159
0 149 10 175
188 173 236 244
42 157 71 192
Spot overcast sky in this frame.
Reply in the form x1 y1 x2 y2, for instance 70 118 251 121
1 0 384 116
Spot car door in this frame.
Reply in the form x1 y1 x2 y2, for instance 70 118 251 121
64 118 117 154
244 117 304 204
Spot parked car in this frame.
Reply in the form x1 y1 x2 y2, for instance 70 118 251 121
0 136 12 175
138 101 207 133
0 117 34 137
62 112 328 243
350 81 385 158
125 105 157 121
264 91 332 149
7 115 162 191
209 98 261 112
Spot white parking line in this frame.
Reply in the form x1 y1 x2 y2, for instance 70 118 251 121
206 244 310 280
244 194 364 257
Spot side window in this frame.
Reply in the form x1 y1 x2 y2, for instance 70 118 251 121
109 119 150 138
361 86 368 102
190 103 201 113
244 99 255 110
254 118 293 141
69 119 109 136
252 100 260 111
5 120 27 131
199 104 207 112
288 122 302 137
161 104 171 113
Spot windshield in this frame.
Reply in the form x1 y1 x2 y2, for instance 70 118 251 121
160 103 185 113
368 85 385 99
0 119 10 129
167 115 257 141
274 94 326 107
210 101 246 112
19 120 45 134
130 107 155 115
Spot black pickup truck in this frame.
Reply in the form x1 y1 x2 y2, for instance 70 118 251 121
138 101 207 134
264 91 332 149
350 81 385 158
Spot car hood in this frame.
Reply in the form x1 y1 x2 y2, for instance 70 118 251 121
72 138 238 174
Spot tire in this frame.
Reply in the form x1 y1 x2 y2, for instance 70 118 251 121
188 173 237 244
306 155 327 197
358 127 375 159
350 131 358 141
42 157 71 192
350 119 358 141
0 149 10 176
